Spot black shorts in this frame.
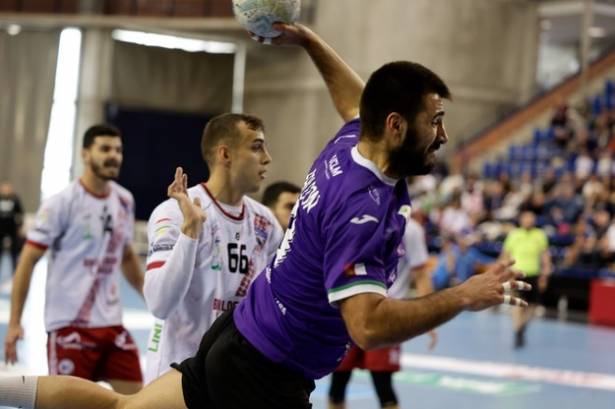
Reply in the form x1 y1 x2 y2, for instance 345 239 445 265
521 275 543 305
172 310 315 409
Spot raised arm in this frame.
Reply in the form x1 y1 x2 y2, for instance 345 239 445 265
263 23 364 122
143 167 206 319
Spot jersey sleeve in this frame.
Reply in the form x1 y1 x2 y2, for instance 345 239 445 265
145 201 183 272
323 198 388 305
143 199 201 319
403 220 429 269
26 193 69 250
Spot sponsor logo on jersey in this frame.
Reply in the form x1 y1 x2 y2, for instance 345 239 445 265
350 214 379 225
148 243 174 256
327 154 343 177
147 321 164 352
369 186 381 205
213 298 239 312
253 214 271 251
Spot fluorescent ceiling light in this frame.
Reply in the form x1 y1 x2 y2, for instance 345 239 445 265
7 24 21 35
111 29 236 54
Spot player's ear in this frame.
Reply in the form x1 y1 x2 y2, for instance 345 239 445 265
385 112 406 145
217 144 232 167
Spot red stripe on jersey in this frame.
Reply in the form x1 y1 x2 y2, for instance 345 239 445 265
26 240 49 250
201 183 245 221
154 218 172 224
147 261 166 271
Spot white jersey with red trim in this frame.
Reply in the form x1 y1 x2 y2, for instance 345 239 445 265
143 183 283 383
26 180 135 332
387 218 429 300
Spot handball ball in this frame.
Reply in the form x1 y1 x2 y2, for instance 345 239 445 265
233 0 301 38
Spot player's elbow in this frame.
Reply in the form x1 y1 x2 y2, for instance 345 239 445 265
143 277 173 319
351 328 381 350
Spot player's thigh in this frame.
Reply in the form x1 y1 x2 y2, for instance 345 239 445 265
107 379 142 395
124 370 187 409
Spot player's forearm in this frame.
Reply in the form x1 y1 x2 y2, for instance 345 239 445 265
8 256 37 325
122 253 144 297
302 30 364 122
359 287 466 349
143 233 198 319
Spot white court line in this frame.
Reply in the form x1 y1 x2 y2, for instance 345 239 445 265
402 353 615 391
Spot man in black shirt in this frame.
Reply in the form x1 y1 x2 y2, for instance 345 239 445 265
0 181 24 274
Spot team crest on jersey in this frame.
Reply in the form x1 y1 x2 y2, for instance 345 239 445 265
58 359 75 375
253 214 271 251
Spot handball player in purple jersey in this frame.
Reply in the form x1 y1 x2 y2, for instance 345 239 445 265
0 23 531 409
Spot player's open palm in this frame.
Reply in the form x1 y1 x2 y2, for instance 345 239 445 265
460 258 531 311
4 323 24 365
167 167 206 238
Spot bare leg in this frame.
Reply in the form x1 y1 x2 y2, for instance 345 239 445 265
107 380 142 395
35 370 186 409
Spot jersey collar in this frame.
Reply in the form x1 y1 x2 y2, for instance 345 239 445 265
200 183 245 221
350 146 397 187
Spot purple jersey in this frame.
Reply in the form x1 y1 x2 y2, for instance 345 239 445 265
234 119 411 379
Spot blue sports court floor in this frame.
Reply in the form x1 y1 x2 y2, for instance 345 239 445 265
1 254 614 409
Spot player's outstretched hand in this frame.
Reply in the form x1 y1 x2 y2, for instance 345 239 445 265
459 258 531 311
167 167 206 239
249 22 315 47
4 323 24 365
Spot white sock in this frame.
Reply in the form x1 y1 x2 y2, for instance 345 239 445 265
0 375 38 409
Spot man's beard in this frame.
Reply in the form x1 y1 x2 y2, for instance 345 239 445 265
91 160 120 181
388 128 437 177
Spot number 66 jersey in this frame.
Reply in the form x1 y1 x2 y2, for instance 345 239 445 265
143 183 283 383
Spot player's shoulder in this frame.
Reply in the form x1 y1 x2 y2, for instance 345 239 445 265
42 181 79 208
149 197 181 224
243 196 278 223
109 181 135 206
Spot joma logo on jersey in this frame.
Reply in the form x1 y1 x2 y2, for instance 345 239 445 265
350 215 379 225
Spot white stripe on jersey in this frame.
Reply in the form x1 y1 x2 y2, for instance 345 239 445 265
143 184 283 384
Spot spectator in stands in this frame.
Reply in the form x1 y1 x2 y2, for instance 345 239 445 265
500 210 552 348
574 147 594 181
482 180 505 222
0 181 23 274
439 191 471 237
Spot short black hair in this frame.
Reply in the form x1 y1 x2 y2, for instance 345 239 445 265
201 113 265 166
262 181 301 208
360 61 451 139
82 124 122 149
